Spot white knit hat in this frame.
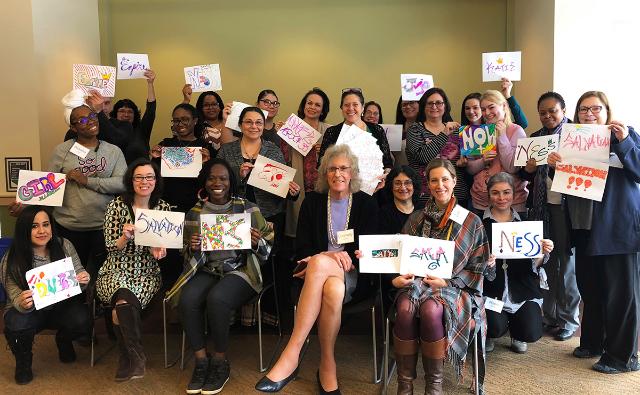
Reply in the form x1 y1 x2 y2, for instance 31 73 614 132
61 89 88 126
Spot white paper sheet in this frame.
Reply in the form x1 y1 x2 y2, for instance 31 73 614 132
200 213 251 251
482 51 521 81
514 134 560 166
491 221 544 259
550 159 609 202
184 64 222 92
399 235 455 279
247 155 296 198
558 123 611 163
73 64 116 96
224 101 269 131
116 53 150 79
16 170 66 207
26 258 81 310
380 124 403 152
160 147 203 178
134 209 185 249
277 113 322 156
400 74 434 101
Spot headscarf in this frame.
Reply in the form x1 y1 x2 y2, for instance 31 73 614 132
61 89 87 126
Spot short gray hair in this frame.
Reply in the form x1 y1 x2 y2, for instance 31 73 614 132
315 144 361 193
486 172 515 196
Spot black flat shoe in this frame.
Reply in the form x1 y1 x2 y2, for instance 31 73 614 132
255 367 299 393
317 370 341 395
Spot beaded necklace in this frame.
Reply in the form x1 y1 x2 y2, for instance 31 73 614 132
327 193 353 247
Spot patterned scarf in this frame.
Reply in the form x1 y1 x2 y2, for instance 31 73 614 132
529 117 568 228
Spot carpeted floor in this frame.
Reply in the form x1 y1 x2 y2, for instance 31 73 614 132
0 330 638 394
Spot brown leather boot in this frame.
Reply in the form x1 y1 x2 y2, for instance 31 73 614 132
113 325 131 381
421 337 446 395
116 303 146 379
394 334 419 395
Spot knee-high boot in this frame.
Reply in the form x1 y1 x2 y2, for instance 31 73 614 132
394 334 419 395
5 329 35 385
113 324 131 381
115 303 145 379
421 337 446 395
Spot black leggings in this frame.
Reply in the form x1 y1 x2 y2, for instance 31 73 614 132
57 225 106 283
179 272 256 353
3 295 90 338
486 300 542 342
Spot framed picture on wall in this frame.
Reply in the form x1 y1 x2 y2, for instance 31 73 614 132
5 157 32 192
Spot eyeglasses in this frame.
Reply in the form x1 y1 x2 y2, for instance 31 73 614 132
72 112 98 125
538 108 561 117
401 101 418 108
342 88 363 94
393 180 413 188
133 175 156 182
202 103 220 109
259 99 280 108
426 101 445 108
242 120 264 127
327 166 351 174
171 117 193 126
578 105 603 114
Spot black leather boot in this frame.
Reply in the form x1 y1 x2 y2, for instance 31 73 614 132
5 329 35 385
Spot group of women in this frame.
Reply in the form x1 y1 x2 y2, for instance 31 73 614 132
2 76 639 395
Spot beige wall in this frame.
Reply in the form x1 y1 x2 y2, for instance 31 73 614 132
31 0 101 167
101 0 510 145
509 0 555 133
0 1 42 199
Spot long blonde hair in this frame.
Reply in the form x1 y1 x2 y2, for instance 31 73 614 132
481 90 513 127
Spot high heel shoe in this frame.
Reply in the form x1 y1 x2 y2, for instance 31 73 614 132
255 367 299 393
316 370 341 395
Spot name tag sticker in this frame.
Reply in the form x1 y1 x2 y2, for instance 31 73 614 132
70 142 90 159
484 297 504 313
337 229 355 244
449 205 470 225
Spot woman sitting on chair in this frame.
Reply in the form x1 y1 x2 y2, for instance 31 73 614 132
1 206 90 384
390 158 489 395
256 144 379 394
96 158 171 381
178 158 274 395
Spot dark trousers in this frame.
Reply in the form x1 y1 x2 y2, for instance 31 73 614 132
486 301 543 343
577 247 640 369
179 272 256 353
3 295 90 338
57 225 106 283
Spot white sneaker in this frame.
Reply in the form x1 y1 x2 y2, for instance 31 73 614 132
510 339 527 353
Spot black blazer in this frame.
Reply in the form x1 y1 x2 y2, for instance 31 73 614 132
318 121 394 169
296 191 379 268
482 216 543 303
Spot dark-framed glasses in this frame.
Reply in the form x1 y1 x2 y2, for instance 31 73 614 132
72 112 98 125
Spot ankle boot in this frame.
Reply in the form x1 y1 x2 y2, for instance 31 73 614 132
115 303 146 379
113 325 131 381
421 337 446 395
5 329 35 385
393 334 419 395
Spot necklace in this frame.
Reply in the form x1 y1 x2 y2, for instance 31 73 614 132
241 138 261 160
327 193 353 247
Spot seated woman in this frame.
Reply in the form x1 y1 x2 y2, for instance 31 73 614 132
1 206 90 384
379 165 421 235
178 158 274 395
482 172 553 354
96 158 170 381
256 144 378 393
390 159 489 395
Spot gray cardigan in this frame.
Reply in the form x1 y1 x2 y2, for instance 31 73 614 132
217 139 286 219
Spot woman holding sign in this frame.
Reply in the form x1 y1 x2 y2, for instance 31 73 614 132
548 91 640 374
388 158 488 395
406 87 468 209
482 172 554 354
256 144 378 393
466 90 528 218
96 158 171 381
1 206 90 384
177 158 274 395
257 89 283 147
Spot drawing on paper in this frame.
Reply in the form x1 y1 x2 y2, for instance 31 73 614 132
400 74 434 101
73 64 116 96
200 214 251 251
409 247 449 270
25 258 82 310
277 114 321 156
18 172 65 202
162 147 196 169
371 249 398 258
459 124 497 156
137 212 183 238
258 163 288 188
498 231 541 257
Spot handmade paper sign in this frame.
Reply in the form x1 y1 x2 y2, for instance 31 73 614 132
550 158 609 202
400 74 434 101
247 155 296 198
26 258 81 310
116 53 150 79
459 124 497 156
514 134 560 166
558 124 610 163
335 124 385 195
381 124 403 152
16 170 66 207
482 51 521 82
399 235 455 279
359 235 402 274
161 147 202 178
73 64 116 96
134 209 185 249
277 113 322 156
184 64 222 92
224 101 270 131
491 221 544 259
200 213 251 251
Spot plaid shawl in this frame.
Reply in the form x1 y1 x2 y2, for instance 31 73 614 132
401 197 489 386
